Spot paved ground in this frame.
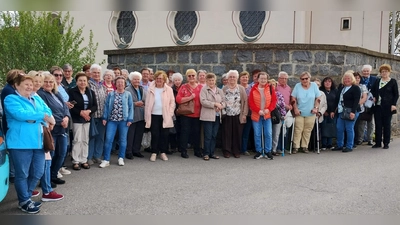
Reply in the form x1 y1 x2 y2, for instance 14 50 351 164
1 138 400 215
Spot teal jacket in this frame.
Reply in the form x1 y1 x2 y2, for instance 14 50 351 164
102 91 134 122
4 93 52 149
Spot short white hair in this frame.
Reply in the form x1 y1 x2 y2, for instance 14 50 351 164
171 72 183 82
102 69 115 80
278 71 288 77
227 70 239 79
362 64 372 72
90 63 102 72
129 71 142 81
121 69 129 74
221 73 228 79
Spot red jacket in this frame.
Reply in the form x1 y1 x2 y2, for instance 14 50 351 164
248 83 277 122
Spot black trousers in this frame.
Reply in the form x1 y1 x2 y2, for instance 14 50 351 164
126 120 145 156
150 115 169 154
374 105 393 145
179 116 201 155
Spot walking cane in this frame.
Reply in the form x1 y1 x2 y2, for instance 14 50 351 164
281 119 285 157
289 117 295 155
316 117 320 154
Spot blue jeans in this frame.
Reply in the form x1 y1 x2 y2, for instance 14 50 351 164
321 115 335 147
336 112 359 149
51 133 68 180
252 116 272 154
88 118 106 160
202 117 220 157
9 149 45 205
241 116 252 153
40 160 52 194
103 121 129 161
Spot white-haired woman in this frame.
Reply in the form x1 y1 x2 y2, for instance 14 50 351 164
332 71 361 152
87 65 108 165
125 71 146 159
222 70 248 158
103 69 116 94
169 72 183 152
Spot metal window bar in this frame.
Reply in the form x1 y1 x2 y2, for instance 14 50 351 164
239 11 266 37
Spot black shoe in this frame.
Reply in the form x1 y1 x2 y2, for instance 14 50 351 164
383 144 389 149
194 152 203 158
372 144 382 148
144 147 151 153
254 152 263 159
367 141 373 146
132 152 144 158
266 152 274 160
51 178 66 185
51 182 57 188
332 146 343 151
125 154 134 160
181 153 189 158
356 141 363 145
9 177 15 184
342 148 353 153
165 150 173 155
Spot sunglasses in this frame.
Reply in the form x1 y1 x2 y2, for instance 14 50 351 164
187 75 195 78
301 77 309 81
53 73 63 77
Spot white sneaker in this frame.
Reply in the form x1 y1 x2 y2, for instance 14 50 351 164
159 153 168 161
57 171 63 178
118 158 125 166
150 153 157 162
59 167 71 175
99 160 110 168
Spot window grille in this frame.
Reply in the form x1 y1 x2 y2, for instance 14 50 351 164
174 11 198 41
116 11 136 45
239 11 266 37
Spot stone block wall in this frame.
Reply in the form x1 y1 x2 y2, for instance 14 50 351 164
105 43 400 134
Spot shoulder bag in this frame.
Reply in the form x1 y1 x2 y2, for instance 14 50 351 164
176 85 195 115
43 126 55 152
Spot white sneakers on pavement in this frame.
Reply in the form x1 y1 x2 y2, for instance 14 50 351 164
99 160 110 168
118 158 125 166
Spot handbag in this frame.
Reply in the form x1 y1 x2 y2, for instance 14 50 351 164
321 123 337 138
285 110 294 128
176 85 195 115
340 107 354 120
89 117 99 137
364 91 374 108
43 126 55 152
271 107 281 124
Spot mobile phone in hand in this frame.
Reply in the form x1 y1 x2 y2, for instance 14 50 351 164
70 100 77 105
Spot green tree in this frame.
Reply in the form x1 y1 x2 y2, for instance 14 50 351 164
389 11 400 55
0 11 100 85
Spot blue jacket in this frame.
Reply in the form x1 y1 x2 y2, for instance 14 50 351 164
4 93 52 149
103 91 134 122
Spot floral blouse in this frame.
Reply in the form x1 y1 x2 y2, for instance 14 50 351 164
276 91 287 117
224 86 241 116
110 92 123 121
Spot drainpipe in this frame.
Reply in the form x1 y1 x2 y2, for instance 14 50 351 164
391 11 396 54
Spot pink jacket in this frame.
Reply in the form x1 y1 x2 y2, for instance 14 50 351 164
144 83 176 128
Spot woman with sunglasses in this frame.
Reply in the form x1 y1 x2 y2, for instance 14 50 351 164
290 72 321 154
176 69 203 158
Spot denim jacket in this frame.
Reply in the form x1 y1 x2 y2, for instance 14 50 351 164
102 91 134 122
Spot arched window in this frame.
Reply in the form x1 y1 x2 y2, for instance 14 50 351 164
109 11 138 49
167 11 200 45
232 11 270 43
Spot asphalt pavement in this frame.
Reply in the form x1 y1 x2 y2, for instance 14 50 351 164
1 138 400 215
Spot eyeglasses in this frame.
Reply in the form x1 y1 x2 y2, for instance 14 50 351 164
187 75 195 78
53 73 63 77
301 77 309 81
44 81 54 84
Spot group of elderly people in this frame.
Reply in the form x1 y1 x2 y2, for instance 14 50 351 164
3 62 398 214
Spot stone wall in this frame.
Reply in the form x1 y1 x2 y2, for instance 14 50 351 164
104 43 400 134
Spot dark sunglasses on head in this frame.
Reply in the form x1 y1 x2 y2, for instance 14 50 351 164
53 73 63 77
301 77 309 81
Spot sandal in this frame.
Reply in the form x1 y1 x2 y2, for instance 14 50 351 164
72 164 81 170
210 155 220 159
81 163 90 169
203 155 210 161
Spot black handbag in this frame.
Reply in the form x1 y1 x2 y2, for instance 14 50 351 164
340 107 354 121
271 108 281 124
321 123 337 138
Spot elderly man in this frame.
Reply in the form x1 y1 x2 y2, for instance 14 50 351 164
275 71 292 153
357 64 377 146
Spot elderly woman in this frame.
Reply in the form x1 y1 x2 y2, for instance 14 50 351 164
37 72 71 185
353 72 368 147
200 73 225 160
290 72 321 154
222 70 248 158
197 69 207 87
87 65 108 165
145 71 175 162
268 79 286 156
219 73 228 88
103 69 116 94
371 64 399 149
68 72 98 170
308 78 327 151
239 71 253 156
248 72 277 159
100 77 133 167
331 71 361 152
5 73 54 213
320 77 338 150
176 69 203 158
169 72 184 152
125 71 146 159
